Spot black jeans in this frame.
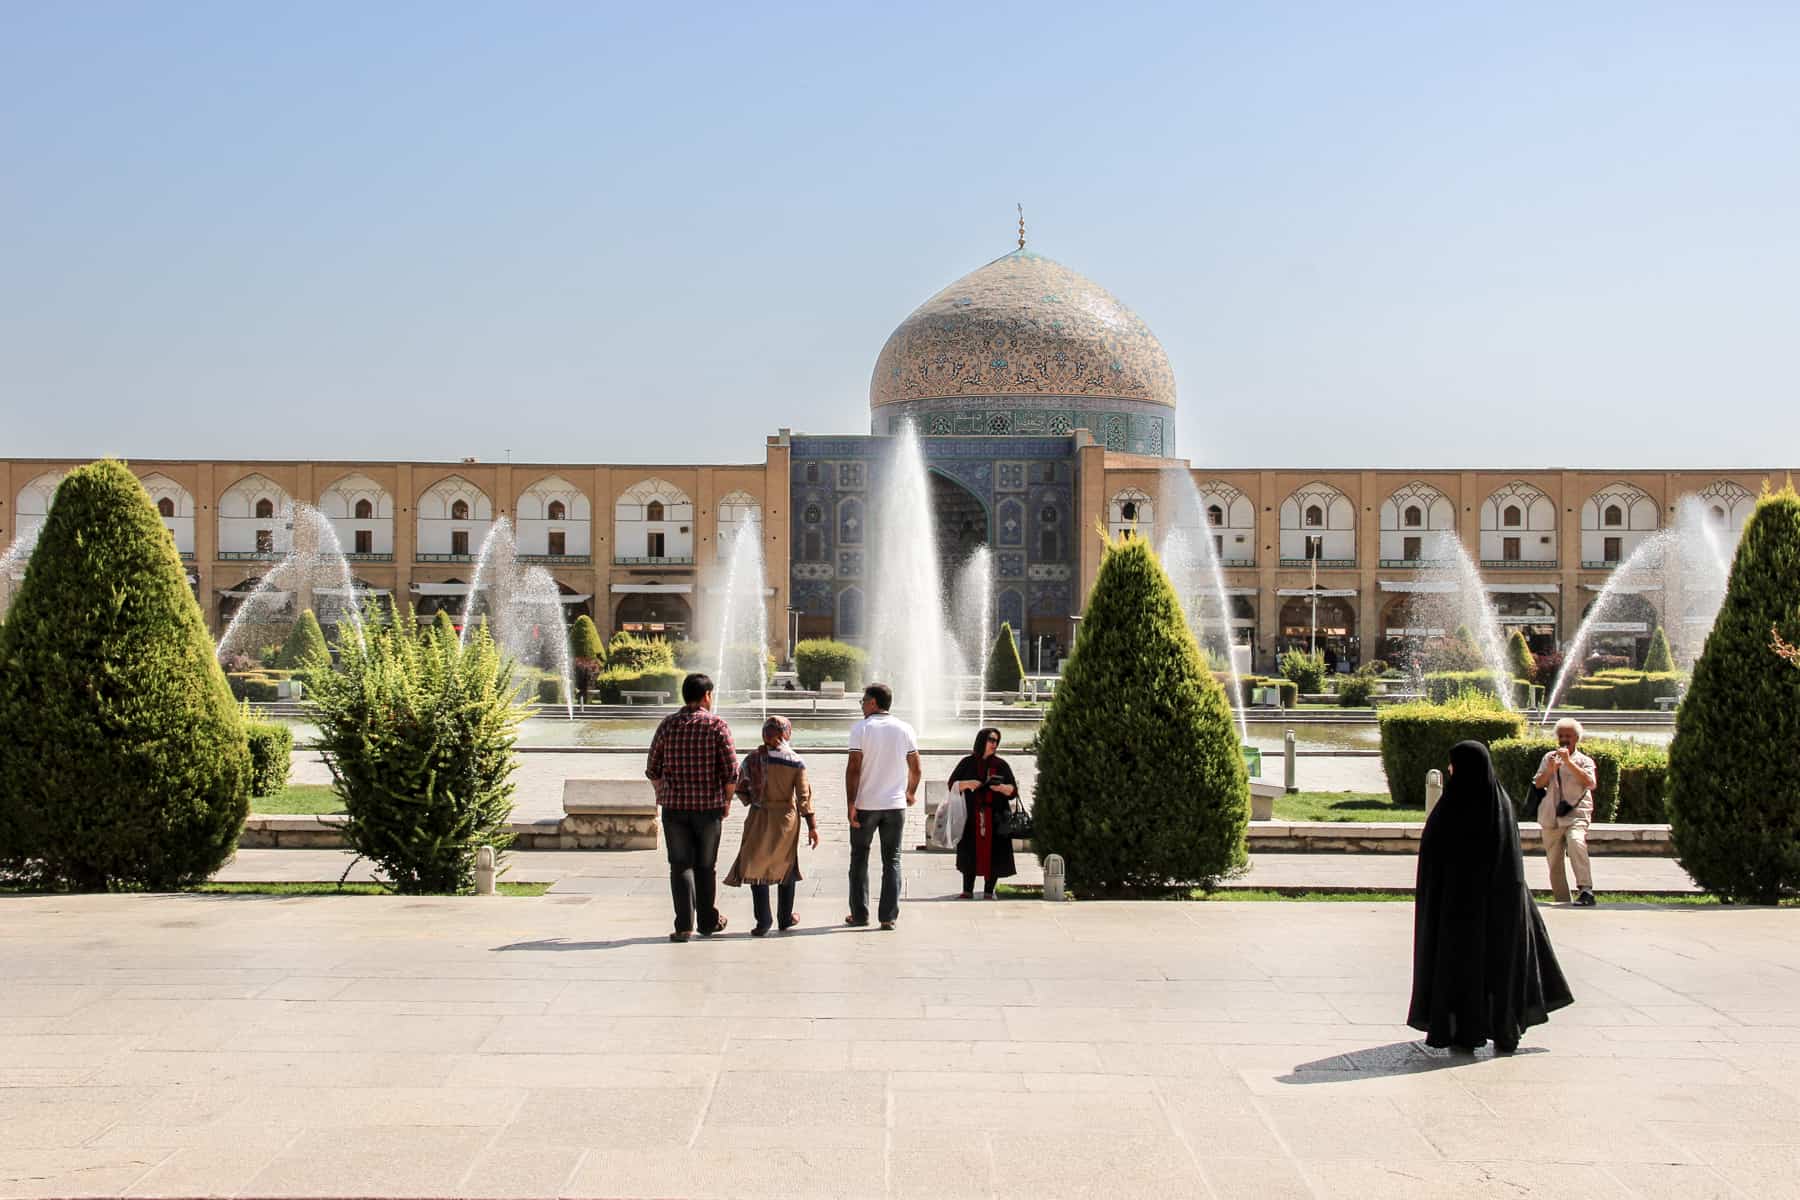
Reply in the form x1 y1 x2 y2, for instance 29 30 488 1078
662 809 725 934
848 807 905 925
750 882 796 931
961 871 996 896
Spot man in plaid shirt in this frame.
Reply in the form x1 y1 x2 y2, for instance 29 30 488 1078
645 673 739 941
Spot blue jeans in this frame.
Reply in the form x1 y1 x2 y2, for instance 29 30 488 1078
848 807 905 925
751 881 796 932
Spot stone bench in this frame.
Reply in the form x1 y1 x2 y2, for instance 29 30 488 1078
560 779 660 850
620 690 669 706
1249 779 1283 821
1654 696 1679 711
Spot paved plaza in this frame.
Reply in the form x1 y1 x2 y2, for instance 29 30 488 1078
4 890 1797 1199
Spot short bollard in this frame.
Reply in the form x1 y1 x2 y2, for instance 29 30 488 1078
474 845 497 896
1283 729 1298 794
1043 854 1066 903
1425 769 1444 816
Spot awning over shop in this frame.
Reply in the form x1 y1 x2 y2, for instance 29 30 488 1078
410 582 471 596
1581 583 1662 593
1224 587 1259 597
1378 580 1458 593
1277 587 1358 598
1485 582 1558 593
218 588 291 602
315 586 393 598
611 583 693 594
558 594 593 605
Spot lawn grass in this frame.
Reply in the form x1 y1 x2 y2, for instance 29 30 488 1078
195 880 552 897
994 883 1771 905
1270 790 1418 823
252 783 344 814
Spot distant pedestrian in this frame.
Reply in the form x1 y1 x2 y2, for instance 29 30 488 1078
946 727 1019 899
723 715 818 936
844 682 919 930
645 673 738 942
1410 740 1574 1054
1534 718 1598 906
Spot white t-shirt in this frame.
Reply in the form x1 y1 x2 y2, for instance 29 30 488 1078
848 712 918 811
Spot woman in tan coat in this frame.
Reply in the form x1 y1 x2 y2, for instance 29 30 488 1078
723 716 818 936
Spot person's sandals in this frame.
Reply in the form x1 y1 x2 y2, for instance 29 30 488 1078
779 914 801 932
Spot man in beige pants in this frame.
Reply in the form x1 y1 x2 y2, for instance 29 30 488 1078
1534 717 1598 906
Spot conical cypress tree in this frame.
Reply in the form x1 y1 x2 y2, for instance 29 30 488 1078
1031 534 1248 894
984 622 1026 692
1668 486 1800 903
0 460 250 889
431 609 458 644
276 608 329 669
570 614 605 663
1506 630 1536 681
1643 626 1675 673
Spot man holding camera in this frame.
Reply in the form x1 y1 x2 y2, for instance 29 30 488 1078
1533 717 1599 906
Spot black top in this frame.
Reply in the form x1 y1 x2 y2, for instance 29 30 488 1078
1409 741 1575 1050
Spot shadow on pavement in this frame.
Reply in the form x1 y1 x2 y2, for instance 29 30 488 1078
1276 1039 1548 1084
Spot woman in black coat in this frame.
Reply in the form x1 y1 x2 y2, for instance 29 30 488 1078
1409 740 1575 1053
946 727 1018 899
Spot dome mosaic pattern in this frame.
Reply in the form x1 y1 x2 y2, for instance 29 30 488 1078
869 249 1177 412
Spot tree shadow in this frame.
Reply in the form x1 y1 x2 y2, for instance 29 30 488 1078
492 925 856 952
1276 1039 1548 1085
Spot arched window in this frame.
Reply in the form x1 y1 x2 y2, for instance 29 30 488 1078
1207 504 1224 527
1603 504 1623 528
1120 500 1137 522
547 500 566 521
451 499 470 521
1503 505 1522 528
646 500 665 522
1305 504 1324 528
157 497 175 518
354 499 373 520
1403 506 1422 528
254 498 274 520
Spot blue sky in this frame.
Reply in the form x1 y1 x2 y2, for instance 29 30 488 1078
4 2 1796 467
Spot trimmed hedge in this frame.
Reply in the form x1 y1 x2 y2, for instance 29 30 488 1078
795 639 868 690
984 622 1026 693
245 721 294 798
1507 631 1537 682
228 673 282 703
1643 627 1675 673
595 666 685 704
1491 736 1670 823
569 614 605 663
1031 534 1247 894
1336 675 1376 707
1279 649 1326 695
1669 486 1800 903
1230 675 1296 707
606 633 676 671
276 609 329 670
1564 682 1617 709
0 460 251 889
1379 698 1526 807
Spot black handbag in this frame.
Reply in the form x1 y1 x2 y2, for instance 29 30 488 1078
1006 797 1033 839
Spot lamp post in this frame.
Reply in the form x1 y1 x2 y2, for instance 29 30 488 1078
1307 535 1321 655
784 605 799 669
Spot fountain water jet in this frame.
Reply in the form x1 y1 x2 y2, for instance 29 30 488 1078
1156 470 1249 739
952 546 996 731
866 423 966 735
216 505 368 664
458 517 576 718
710 519 771 722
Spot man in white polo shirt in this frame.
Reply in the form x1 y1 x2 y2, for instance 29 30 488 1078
844 682 920 930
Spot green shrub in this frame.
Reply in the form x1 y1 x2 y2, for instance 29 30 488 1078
1337 675 1376 707
276 609 329 670
1669 486 1800 902
1643 626 1675 673
536 673 564 705
305 612 523 894
1491 736 1669 824
606 632 676 671
795 638 868 690
1231 675 1297 708
1031 535 1248 894
1612 740 1671 823
1379 696 1525 807
430 610 458 643
984 622 1027 692
1279 649 1326 695
227 673 281 703
244 720 293 798
1427 626 1487 673
569 614 605 663
1564 682 1617 709
595 666 685 704
0 460 251 889
1423 671 1504 703
1507 631 1536 682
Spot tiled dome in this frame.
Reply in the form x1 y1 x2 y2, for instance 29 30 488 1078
870 248 1176 412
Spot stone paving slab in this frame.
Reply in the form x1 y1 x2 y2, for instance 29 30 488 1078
0 894 1793 1198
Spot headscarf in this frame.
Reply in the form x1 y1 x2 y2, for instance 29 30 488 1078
741 714 804 800
1423 740 1521 885
970 727 1002 758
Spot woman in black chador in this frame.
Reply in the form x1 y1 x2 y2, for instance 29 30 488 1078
946 727 1018 899
1409 741 1574 1053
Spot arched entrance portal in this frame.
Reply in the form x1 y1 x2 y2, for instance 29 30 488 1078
1279 595 1358 671
929 470 989 580
614 592 691 641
